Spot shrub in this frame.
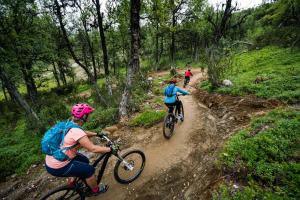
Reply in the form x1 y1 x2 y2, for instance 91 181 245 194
83 107 118 132
216 108 300 199
51 84 76 95
129 110 166 127
0 119 42 181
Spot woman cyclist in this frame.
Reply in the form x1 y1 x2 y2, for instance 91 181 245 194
44 103 111 196
164 79 190 121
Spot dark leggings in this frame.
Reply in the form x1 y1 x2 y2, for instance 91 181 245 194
46 153 95 179
165 101 181 114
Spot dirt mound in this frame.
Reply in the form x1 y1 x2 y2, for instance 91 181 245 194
194 90 281 138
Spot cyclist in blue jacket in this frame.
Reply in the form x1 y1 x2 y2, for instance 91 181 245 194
164 79 190 120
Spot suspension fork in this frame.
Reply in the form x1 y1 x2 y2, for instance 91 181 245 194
116 154 134 171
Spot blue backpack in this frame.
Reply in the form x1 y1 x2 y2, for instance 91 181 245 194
41 121 81 161
165 84 175 97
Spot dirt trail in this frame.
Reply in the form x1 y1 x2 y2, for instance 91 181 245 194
91 70 205 200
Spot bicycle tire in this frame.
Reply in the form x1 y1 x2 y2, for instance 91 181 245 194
163 114 175 139
175 101 184 122
40 185 85 200
183 79 187 88
114 150 146 184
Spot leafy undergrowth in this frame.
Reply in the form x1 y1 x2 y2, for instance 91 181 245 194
83 107 119 132
0 119 42 181
201 46 300 103
214 108 300 199
129 110 166 127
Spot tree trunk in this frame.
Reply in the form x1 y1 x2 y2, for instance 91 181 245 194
95 0 112 95
113 50 116 75
52 62 61 87
119 0 141 119
1 80 8 101
21 62 38 104
54 0 107 106
57 61 67 85
0 66 41 125
160 35 164 59
155 23 159 71
82 19 98 79
170 0 176 62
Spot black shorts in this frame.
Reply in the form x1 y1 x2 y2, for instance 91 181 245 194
185 76 190 81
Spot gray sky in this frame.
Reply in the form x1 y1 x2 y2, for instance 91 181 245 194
208 0 263 9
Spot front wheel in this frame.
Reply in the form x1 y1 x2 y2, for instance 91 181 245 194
114 150 146 184
40 185 85 200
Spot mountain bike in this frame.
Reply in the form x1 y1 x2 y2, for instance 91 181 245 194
40 133 146 200
163 94 184 139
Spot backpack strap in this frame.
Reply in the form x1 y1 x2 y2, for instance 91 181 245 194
59 121 82 155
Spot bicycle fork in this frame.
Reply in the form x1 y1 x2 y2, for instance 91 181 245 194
116 154 134 171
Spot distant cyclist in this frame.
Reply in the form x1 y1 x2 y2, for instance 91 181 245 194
164 79 190 121
43 103 112 196
184 67 193 87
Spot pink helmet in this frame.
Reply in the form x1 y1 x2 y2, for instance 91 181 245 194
71 103 95 119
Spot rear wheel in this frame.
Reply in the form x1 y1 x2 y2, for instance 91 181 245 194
40 185 84 200
183 79 187 88
175 101 184 122
114 150 146 184
163 114 175 139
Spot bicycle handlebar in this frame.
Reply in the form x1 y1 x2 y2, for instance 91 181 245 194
97 132 121 155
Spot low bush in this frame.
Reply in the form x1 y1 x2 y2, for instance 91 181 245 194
129 110 166 127
0 119 42 181
83 107 119 132
215 108 300 199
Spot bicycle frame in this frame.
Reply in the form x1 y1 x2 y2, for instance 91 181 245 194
92 152 112 184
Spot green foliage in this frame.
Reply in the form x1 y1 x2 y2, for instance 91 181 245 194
51 84 76 95
0 119 42 181
129 110 166 127
216 108 300 199
83 107 119 132
205 44 233 87
213 182 288 200
201 46 300 103
38 103 69 128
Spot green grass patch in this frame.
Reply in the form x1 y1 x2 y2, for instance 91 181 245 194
129 110 166 127
201 46 300 103
215 108 300 199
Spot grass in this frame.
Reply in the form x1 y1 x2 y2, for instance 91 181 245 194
129 110 166 127
215 108 300 199
200 46 300 103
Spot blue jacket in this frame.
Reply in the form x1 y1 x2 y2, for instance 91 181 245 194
164 84 190 103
